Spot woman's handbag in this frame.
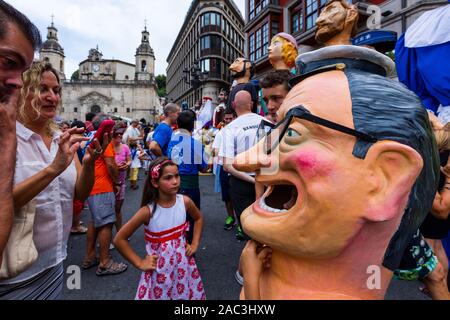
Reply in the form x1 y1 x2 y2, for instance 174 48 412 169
0 200 38 280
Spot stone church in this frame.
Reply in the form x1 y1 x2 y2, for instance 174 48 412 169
39 22 162 123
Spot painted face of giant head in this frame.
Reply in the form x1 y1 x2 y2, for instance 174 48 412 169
229 58 251 79
315 0 358 45
268 36 298 69
233 68 434 266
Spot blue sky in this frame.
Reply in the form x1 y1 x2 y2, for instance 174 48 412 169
10 0 246 78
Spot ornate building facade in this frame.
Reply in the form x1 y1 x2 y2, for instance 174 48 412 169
39 23 162 123
166 0 245 108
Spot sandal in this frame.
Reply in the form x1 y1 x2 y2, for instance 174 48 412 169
81 257 99 269
71 225 88 235
96 260 128 276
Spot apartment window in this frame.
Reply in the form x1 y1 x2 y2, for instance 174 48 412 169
201 12 221 28
201 59 210 73
291 6 304 34
201 35 221 54
209 58 221 77
249 0 269 20
249 22 269 61
262 23 269 56
255 28 261 60
114 108 118 113
74 107 78 113
306 0 319 30
126 108 131 113
201 36 211 50
272 21 279 37
249 33 255 61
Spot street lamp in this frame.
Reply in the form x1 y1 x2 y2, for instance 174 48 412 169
182 60 209 90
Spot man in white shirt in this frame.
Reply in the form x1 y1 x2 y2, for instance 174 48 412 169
122 119 143 145
219 91 265 240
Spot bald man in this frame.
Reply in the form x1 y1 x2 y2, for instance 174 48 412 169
219 91 265 241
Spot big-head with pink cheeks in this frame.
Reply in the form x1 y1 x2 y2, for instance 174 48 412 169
233 52 439 299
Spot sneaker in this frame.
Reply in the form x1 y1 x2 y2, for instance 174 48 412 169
235 270 244 286
224 216 235 230
235 225 245 241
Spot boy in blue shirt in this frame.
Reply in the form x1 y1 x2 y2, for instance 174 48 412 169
150 103 180 157
168 110 209 244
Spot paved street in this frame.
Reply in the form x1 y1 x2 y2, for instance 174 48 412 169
63 172 429 300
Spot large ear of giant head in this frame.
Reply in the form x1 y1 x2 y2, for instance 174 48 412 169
345 68 440 270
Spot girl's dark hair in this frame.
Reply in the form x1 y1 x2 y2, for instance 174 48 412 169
140 157 178 213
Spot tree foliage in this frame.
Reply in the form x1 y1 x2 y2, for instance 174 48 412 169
71 70 79 81
156 74 166 97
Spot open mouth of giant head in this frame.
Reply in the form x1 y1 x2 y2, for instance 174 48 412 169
256 182 300 215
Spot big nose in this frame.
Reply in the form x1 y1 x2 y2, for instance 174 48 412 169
316 15 327 27
233 139 271 173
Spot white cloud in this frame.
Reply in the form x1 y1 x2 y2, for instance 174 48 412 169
9 0 246 78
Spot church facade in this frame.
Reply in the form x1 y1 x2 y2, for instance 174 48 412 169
39 22 162 123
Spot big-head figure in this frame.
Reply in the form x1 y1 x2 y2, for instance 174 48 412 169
315 0 359 46
234 46 439 299
229 57 254 84
268 33 298 70
228 57 258 113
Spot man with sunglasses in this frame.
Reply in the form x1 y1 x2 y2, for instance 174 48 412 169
234 45 438 299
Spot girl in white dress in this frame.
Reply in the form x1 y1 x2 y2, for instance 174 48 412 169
114 157 205 300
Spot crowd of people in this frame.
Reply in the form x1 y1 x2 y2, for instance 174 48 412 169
0 0 449 301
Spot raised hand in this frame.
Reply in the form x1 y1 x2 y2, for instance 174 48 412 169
138 254 158 271
240 240 272 278
0 91 18 138
51 127 88 174
83 132 112 166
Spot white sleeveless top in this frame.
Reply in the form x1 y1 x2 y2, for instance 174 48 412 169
0 122 77 284
147 194 186 233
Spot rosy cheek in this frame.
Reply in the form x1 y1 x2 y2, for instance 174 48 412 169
288 149 335 179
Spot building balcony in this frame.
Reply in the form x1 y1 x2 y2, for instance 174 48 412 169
200 25 222 34
245 2 282 32
200 48 223 57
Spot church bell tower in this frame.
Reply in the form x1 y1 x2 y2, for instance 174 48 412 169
135 22 155 81
39 17 66 80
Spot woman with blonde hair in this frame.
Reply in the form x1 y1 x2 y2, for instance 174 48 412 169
0 61 107 300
